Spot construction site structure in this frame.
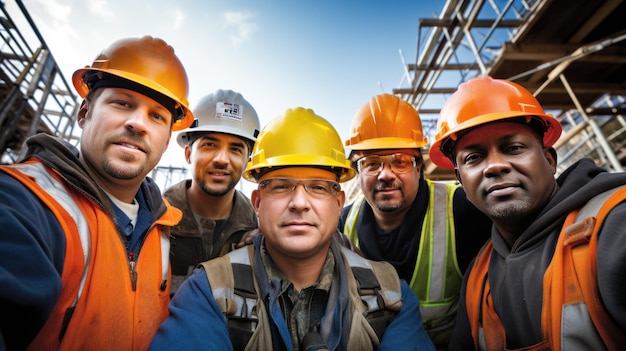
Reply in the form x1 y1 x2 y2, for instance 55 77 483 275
0 0 78 164
393 0 626 180
1 0 625 194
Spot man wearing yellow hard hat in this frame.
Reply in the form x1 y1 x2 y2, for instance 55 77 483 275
151 107 436 351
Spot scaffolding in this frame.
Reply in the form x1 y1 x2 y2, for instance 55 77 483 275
394 0 626 180
0 0 79 164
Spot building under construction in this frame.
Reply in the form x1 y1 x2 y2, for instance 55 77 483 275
1 0 625 193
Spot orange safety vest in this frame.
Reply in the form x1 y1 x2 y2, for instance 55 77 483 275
465 185 626 351
1 160 181 351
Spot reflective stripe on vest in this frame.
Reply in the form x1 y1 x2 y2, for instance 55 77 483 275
467 184 626 350
8 163 92 306
343 180 460 324
6 162 172 350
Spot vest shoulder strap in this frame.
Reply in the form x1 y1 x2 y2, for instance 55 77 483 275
552 184 626 350
204 245 403 349
466 184 626 351
201 245 258 350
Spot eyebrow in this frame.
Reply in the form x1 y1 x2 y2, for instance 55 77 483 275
201 135 246 148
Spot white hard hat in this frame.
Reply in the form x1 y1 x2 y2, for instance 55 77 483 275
176 89 260 147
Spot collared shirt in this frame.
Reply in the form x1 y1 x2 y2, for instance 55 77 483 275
260 244 335 351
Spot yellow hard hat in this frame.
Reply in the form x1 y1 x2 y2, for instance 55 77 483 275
429 76 562 169
72 36 194 131
242 107 356 183
345 93 428 152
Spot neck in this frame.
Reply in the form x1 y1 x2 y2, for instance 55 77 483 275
373 206 409 231
80 158 140 204
495 226 519 248
267 246 329 292
187 184 234 219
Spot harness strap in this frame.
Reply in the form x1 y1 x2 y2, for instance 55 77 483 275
204 245 402 350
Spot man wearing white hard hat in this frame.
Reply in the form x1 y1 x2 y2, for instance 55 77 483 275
164 89 261 295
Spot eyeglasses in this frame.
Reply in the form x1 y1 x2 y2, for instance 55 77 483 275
258 177 341 199
356 153 419 176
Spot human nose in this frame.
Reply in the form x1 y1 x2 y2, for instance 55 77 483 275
483 151 511 177
212 146 230 164
124 108 149 133
377 162 396 180
288 183 311 209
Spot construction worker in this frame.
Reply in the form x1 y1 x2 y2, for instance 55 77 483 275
339 93 492 349
150 108 436 351
164 89 260 295
429 76 626 350
0 36 193 350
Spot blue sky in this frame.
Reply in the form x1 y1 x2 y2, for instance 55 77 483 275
20 0 444 188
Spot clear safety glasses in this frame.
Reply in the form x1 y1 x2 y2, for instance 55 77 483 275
356 153 419 176
258 177 341 199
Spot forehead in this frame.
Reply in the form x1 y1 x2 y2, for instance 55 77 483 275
455 121 540 149
191 132 247 148
195 132 245 144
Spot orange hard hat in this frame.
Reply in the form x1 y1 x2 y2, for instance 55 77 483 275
429 76 562 169
72 36 194 131
345 94 428 153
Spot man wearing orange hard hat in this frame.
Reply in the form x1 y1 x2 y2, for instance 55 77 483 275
0 36 192 350
430 76 626 350
339 93 491 349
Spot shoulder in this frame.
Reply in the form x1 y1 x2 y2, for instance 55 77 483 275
163 180 189 202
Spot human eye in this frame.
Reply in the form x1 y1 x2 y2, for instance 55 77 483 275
111 99 131 108
504 143 525 153
307 180 332 195
361 157 381 170
150 112 167 122
462 152 483 165
200 141 217 148
393 158 409 167
267 179 293 193
231 145 245 155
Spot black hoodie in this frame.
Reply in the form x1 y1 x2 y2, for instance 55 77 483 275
451 158 626 349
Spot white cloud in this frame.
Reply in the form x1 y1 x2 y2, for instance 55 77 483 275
223 11 257 45
173 8 185 30
87 0 115 21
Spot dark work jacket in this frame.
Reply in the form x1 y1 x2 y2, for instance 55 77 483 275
164 179 258 294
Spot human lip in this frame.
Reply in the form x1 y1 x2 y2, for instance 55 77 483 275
486 182 520 196
208 169 230 177
114 140 145 153
282 220 314 228
374 185 400 194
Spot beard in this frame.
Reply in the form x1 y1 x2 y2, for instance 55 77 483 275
485 198 535 222
371 181 406 213
197 178 237 197
102 157 145 180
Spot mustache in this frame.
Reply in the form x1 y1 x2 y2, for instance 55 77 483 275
372 181 401 192
107 131 150 154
